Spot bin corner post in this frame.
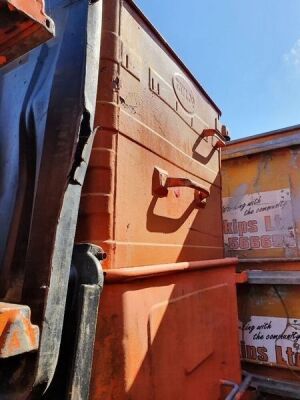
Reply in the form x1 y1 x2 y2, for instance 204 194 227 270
67 244 105 400
45 244 105 400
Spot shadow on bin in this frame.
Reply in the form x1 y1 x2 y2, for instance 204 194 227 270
90 258 241 400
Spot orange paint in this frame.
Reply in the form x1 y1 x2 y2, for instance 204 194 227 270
0 0 54 67
90 258 241 400
76 0 227 269
0 302 39 358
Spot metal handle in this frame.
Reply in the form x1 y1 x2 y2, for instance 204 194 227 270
202 128 226 148
153 166 210 206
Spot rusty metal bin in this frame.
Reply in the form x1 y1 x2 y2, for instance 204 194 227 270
237 262 300 396
222 125 300 260
222 126 300 396
89 258 241 400
76 0 227 269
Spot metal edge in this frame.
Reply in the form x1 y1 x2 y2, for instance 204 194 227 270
247 270 300 285
104 257 238 283
68 244 104 400
32 0 103 393
227 124 300 145
238 258 300 263
222 125 300 160
124 0 222 116
250 374 300 399
43 244 104 400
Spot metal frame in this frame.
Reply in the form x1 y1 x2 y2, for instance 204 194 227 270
250 373 300 399
247 270 300 285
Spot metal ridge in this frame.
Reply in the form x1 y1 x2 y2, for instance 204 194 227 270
104 257 238 283
222 126 300 159
226 124 300 146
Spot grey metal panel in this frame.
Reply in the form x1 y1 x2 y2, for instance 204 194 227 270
239 258 300 263
247 270 300 285
250 373 300 399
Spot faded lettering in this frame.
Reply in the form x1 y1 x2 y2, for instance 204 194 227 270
223 189 296 251
239 316 300 369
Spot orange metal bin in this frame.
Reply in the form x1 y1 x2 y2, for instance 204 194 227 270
222 126 300 396
89 258 241 400
73 2 243 398
0 0 54 66
76 0 228 269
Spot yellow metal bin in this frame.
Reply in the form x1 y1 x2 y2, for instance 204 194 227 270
222 125 300 397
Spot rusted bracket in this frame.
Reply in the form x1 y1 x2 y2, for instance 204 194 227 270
0 302 39 358
202 128 226 149
0 0 55 67
153 166 210 206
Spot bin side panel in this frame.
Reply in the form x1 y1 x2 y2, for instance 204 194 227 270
77 0 224 268
90 262 241 400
